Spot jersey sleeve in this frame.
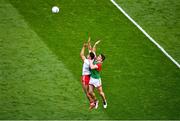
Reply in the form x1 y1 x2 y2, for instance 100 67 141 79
84 59 88 63
96 63 102 71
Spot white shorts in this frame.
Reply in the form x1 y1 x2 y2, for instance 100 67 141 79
89 77 102 88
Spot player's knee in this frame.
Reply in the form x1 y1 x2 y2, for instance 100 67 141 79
86 92 90 96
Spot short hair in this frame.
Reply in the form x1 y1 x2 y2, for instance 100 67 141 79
100 54 105 61
89 52 95 60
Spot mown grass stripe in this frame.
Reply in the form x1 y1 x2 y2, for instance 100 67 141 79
110 0 180 68
0 1 109 119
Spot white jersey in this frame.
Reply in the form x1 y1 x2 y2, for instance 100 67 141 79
82 59 91 75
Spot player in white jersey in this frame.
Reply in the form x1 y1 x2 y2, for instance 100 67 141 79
80 36 101 109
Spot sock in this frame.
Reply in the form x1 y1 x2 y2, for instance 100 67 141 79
103 100 107 105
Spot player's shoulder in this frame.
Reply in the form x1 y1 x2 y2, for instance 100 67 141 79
84 58 89 63
96 63 102 71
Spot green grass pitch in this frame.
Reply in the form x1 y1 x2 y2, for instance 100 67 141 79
0 0 180 119
115 0 180 63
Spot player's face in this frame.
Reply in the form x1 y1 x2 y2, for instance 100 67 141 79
97 55 102 62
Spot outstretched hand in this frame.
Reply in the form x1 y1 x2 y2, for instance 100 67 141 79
88 36 91 43
83 43 88 47
95 40 101 45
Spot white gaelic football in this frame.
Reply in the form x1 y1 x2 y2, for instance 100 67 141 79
52 6 59 13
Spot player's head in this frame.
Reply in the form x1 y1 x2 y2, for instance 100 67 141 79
88 52 95 60
97 54 105 62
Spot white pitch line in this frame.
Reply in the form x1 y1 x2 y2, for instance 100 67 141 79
110 0 180 69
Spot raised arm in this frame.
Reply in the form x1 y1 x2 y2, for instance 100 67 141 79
92 40 101 52
80 43 87 61
87 36 92 52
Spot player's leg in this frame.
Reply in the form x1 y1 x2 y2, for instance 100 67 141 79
89 84 97 101
97 86 106 101
90 78 100 109
81 80 88 97
88 84 96 109
81 76 94 103
85 85 94 103
81 77 86 92
81 76 92 102
89 77 98 101
97 86 107 108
